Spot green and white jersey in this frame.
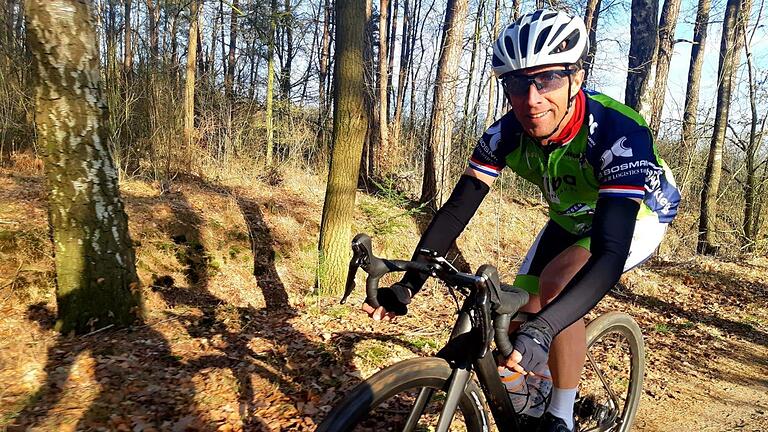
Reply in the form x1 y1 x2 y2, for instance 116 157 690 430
468 90 680 235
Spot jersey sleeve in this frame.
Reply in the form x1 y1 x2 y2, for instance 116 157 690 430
468 119 509 178
590 128 657 200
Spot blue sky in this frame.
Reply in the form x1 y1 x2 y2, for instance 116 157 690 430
589 0 768 137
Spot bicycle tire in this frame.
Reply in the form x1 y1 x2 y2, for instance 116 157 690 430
580 311 645 432
316 357 489 432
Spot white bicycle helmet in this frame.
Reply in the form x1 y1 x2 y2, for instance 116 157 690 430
492 9 588 77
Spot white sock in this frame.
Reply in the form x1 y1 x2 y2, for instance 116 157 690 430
547 387 578 430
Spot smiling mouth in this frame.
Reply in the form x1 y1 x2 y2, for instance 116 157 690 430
528 111 550 119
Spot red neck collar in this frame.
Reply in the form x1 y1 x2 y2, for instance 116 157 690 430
549 89 585 145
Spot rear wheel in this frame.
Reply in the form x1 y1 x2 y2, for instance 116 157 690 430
316 357 488 432
576 312 645 432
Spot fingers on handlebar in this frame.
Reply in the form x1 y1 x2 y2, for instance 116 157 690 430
361 303 398 322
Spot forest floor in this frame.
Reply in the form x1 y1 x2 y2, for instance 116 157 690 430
0 160 766 431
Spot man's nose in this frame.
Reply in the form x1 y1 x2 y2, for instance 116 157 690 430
525 83 544 105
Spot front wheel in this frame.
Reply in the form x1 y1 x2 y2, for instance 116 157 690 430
576 312 645 432
316 357 489 432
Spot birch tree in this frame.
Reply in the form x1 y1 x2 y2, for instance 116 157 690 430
26 0 142 334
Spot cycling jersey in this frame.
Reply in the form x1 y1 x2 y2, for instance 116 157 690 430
469 89 680 235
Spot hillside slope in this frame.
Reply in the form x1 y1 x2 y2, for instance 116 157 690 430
0 165 766 431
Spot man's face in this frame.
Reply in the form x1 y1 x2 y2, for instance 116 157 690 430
503 65 585 142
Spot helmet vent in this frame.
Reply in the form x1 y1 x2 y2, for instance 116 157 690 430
492 53 505 67
534 27 552 55
542 11 558 20
550 23 569 43
518 24 531 58
504 36 516 60
550 29 580 54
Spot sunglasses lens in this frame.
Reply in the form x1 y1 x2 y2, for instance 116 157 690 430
503 71 570 96
502 77 531 96
536 71 569 93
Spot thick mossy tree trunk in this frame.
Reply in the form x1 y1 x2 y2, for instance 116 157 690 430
26 0 142 334
317 0 369 295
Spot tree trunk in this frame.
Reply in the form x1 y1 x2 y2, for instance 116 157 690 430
184 0 199 155
26 0 141 334
390 0 411 151
624 0 658 113
697 0 743 254
679 0 711 195
739 0 758 250
742 34 757 250
317 0 331 150
362 0 376 180
146 0 159 65
266 0 277 165
281 0 293 100
170 13 179 72
375 0 390 177
582 0 601 84
387 0 398 113
219 0 227 83
226 0 239 102
317 0 369 295
463 0 484 135
420 0 468 209
123 0 132 80
485 0 500 128
648 0 682 136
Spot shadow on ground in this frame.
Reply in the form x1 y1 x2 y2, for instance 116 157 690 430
9 175 429 430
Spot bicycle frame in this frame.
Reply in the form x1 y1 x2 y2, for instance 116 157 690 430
333 233 642 432
434 291 527 432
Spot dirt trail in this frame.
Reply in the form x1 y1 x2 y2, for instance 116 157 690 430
1 169 766 431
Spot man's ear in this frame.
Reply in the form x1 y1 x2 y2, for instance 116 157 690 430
571 69 585 97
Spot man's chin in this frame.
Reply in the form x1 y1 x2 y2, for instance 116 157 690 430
522 125 556 142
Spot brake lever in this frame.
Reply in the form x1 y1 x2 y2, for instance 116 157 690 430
340 233 372 304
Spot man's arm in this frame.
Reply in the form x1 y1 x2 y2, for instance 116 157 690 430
504 196 640 373
534 197 640 334
398 168 495 292
363 168 495 320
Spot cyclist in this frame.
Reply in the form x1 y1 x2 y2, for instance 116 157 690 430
362 8 680 432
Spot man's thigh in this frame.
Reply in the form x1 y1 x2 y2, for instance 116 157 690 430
539 245 591 304
514 221 588 312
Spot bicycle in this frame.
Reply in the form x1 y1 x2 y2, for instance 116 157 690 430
317 233 645 432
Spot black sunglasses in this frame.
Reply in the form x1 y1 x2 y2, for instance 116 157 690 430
501 69 576 97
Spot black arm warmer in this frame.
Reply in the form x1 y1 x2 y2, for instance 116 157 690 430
399 175 490 294
534 197 641 336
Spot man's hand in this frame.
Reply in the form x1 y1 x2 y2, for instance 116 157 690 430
361 283 412 321
502 320 553 374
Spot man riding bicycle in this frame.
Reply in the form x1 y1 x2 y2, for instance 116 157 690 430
363 9 680 432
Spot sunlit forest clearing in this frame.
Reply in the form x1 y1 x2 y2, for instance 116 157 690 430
1 0 767 430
